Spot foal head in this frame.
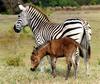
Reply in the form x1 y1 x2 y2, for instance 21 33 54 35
30 42 50 71
30 49 40 71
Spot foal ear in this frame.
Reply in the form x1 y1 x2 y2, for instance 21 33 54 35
32 51 35 54
33 46 39 50
32 46 37 55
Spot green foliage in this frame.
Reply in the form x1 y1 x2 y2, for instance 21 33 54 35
23 0 31 3
98 59 100 65
6 55 24 67
1 0 100 14
63 0 78 6
90 0 97 5
33 0 100 7
35 0 79 7
49 0 58 7
96 0 100 4
75 0 90 5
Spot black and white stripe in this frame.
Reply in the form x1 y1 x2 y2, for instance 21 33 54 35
13 5 91 73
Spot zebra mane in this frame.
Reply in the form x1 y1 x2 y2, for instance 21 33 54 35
29 5 50 22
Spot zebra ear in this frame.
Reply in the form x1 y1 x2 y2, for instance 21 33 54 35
18 4 26 11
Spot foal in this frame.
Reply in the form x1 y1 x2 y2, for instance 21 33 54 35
30 37 83 80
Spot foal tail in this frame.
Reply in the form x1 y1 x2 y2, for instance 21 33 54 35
76 42 86 58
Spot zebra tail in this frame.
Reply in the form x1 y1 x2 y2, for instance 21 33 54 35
87 45 91 59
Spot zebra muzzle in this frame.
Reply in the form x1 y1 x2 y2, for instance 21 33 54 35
13 25 21 33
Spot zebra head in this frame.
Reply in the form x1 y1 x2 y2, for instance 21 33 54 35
13 4 28 33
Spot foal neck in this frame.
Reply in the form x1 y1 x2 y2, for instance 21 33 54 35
37 42 50 58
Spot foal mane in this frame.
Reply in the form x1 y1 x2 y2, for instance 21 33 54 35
36 41 50 50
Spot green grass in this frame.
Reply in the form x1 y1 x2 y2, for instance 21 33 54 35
0 10 100 84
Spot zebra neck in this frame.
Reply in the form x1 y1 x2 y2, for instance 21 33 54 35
30 20 49 33
27 6 50 32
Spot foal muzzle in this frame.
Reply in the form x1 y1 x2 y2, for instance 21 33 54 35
30 68 36 71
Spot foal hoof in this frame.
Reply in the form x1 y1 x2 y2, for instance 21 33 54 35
53 75 56 78
65 78 68 80
30 68 36 71
51 73 56 78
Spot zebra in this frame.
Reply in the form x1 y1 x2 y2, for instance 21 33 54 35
13 4 91 75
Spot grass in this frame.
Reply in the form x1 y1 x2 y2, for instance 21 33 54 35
0 9 100 84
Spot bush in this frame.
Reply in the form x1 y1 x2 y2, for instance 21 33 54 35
6 55 24 67
96 0 100 4
98 59 100 65
36 0 79 7
61 0 79 7
90 0 97 5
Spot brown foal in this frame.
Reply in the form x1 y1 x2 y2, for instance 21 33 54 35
30 37 83 80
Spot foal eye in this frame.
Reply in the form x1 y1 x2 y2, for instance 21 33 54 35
32 59 35 61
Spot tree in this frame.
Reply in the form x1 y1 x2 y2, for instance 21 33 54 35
0 0 23 14
90 0 97 5
0 0 6 13
75 0 90 5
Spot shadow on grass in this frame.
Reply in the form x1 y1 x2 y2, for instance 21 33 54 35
45 67 74 79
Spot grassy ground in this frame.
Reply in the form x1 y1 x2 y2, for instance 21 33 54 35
0 9 100 84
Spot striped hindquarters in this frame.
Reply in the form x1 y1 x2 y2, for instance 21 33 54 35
55 19 84 43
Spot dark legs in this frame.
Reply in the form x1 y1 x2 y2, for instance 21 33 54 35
65 62 72 80
73 61 78 79
65 51 79 80
74 50 80 79
51 57 57 78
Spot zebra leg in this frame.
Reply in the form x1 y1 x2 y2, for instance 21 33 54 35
47 55 52 70
86 45 91 76
38 57 46 72
84 51 90 76
86 60 90 76
38 55 52 72
79 44 90 76
83 48 90 76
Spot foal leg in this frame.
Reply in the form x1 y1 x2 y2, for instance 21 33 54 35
65 62 72 80
73 63 78 79
38 57 46 72
51 57 57 78
75 48 80 68
72 52 79 79
47 55 52 71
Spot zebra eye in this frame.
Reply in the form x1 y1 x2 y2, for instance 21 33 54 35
18 15 20 18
